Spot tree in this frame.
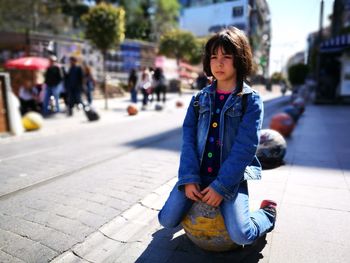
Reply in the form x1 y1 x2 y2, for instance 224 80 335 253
0 0 68 33
121 0 152 41
82 3 125 109
153 0 180 41
189 37 208 65
0 0 91 34
159 29 199 65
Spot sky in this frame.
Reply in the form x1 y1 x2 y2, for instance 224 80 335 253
267 0 334 75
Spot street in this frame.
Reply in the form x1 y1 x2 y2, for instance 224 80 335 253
0 93 194 262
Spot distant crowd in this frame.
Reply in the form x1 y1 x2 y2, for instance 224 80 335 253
18 55 95 117
127 67 168 110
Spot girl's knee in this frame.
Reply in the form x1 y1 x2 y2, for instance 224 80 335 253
158 211 180 229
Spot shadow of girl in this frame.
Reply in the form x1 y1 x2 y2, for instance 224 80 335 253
135 226 268 263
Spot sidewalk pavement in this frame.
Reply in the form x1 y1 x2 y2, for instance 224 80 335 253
51 102 350 263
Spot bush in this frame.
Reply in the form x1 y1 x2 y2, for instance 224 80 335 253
288 63 309 86
271 72 284 84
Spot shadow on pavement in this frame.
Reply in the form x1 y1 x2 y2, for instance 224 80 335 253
123 127 182 152
136 227 268 263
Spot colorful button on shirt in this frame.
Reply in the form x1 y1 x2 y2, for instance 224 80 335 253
200 90 231 178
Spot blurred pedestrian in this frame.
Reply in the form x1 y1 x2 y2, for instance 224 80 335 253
43 55 63 116
153 67 166 103
128 68 138 103
82 62 95 105
280 79 287 96
158 27 277 246
137 70 152 110
196 72 209 90
66 56 84 116
18 80 40 115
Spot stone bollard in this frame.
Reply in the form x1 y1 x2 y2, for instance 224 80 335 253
181 201 238 252
283 105 301 123
22 111 44 131
269 113 295 137
175 101 184 108
127 104 138 116
257 129 287 169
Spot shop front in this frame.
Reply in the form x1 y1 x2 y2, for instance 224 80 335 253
318 33 350 102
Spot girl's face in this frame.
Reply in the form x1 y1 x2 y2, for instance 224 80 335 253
210 47 236 85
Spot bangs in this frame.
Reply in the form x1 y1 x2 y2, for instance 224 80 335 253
210 36 236 55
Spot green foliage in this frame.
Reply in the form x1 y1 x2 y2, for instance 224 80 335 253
288 63 309 86
122 0 152 41
60 0 89 28
82 3 125 52
189 37 208 65
159 29 199 63
154 0 180 41
0 0 65 33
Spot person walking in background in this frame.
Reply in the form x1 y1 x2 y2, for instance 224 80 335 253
66 56 84 116
43 55 63 117
128 68 138 103
153 67 166 103
82 62 95 105
158 27 277 246
137 69 152 110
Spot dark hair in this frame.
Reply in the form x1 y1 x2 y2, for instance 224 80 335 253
69 56 77 62
203 27 253 91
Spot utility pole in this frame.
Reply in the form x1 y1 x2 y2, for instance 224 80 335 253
319 0 324 42
316 0 324 100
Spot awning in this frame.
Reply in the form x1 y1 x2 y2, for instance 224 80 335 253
320 34 350 53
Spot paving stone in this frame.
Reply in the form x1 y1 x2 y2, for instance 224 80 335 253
0 229 57 263
275 204 350 245
51 251 90 263
73 232 125 263
283 184 350 211
140 192 165 211
0 213 78 252
270 232 350 263
22 211 93 240
0 250 25 263
105 242 148 263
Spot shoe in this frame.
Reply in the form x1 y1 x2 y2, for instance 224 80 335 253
260 200 277 209
260 199 277 218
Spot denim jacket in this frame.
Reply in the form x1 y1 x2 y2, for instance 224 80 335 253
177 81 263 201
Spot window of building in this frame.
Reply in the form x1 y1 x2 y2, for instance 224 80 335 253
232 6 243 17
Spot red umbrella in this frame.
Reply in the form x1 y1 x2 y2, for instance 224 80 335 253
4 56 50 70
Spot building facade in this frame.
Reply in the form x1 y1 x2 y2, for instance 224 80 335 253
179 0 271 77
0 31 158 89
308 0 350 102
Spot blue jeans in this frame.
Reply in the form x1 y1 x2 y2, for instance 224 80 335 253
130 88 138 103
158 180 275 245
42 84 60 116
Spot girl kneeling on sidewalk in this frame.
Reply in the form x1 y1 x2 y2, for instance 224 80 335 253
158 27 277 245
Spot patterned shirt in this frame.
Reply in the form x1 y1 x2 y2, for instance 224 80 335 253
200 89 231 177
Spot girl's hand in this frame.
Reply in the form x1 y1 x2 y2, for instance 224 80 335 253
185 184 203 202
201 187 223 207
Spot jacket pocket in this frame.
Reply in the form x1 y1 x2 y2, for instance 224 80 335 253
199 105 210 114
225 106 242 118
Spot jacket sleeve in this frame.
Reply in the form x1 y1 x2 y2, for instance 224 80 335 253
177 96 202 190
210 92 263 200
